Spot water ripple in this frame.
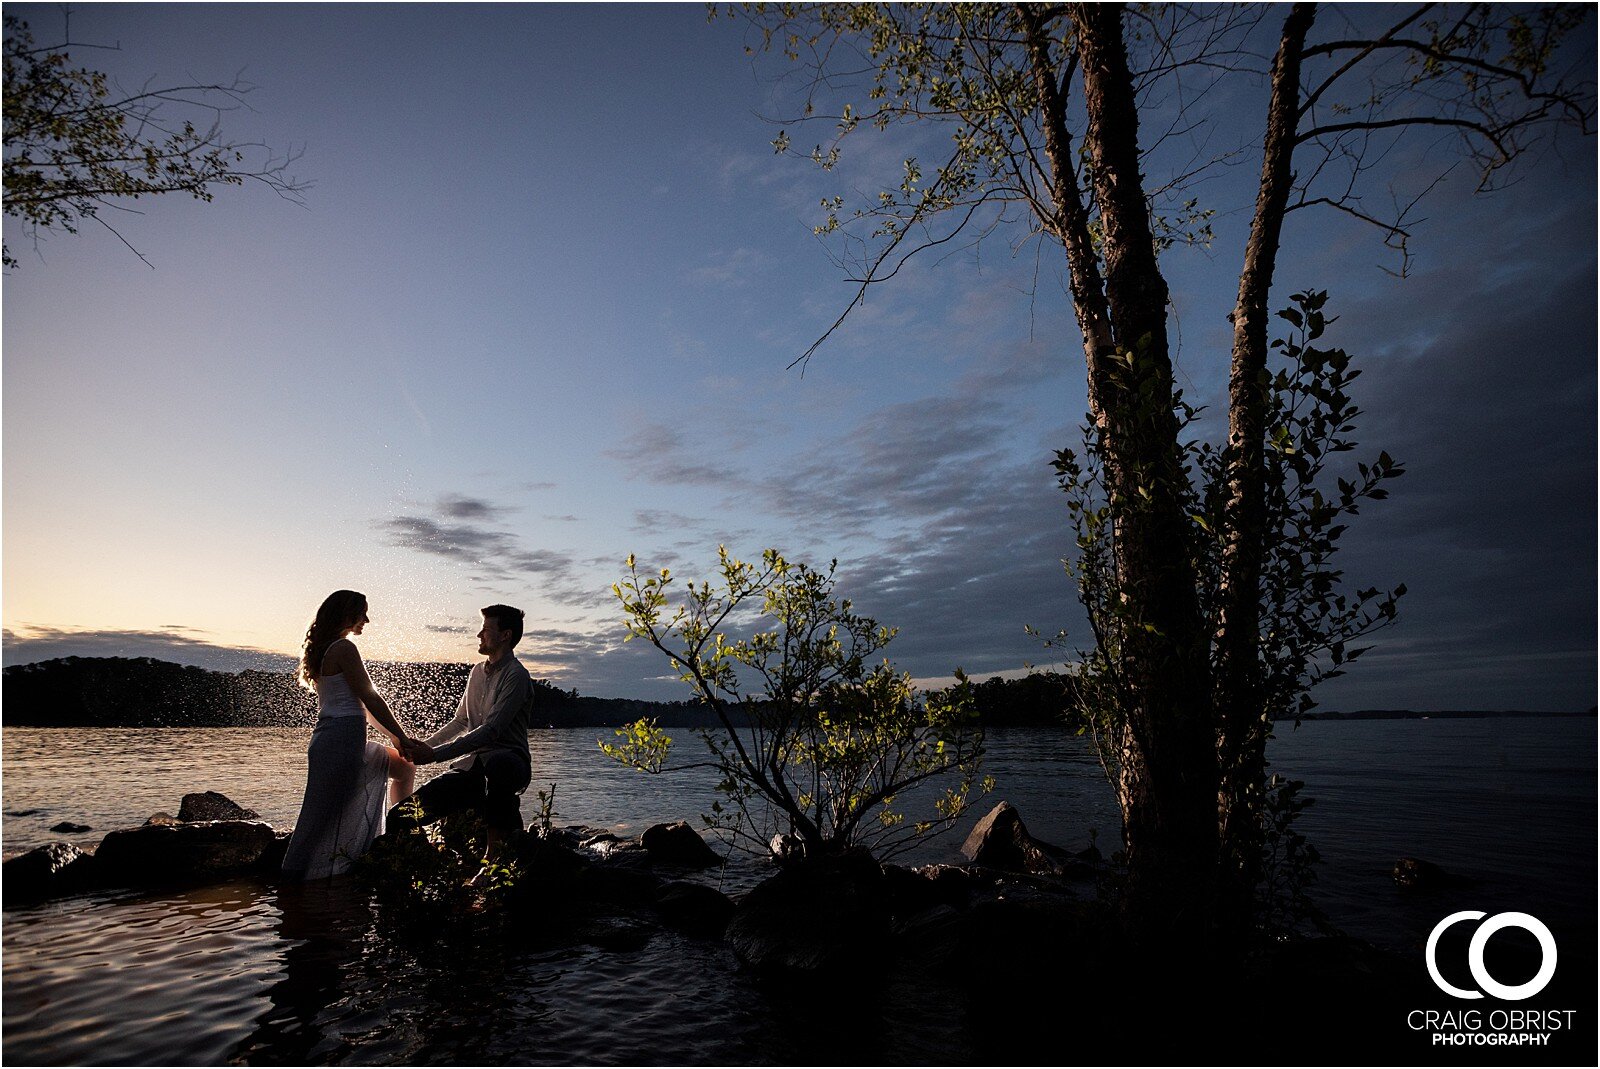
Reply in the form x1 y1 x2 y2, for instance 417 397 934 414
3 720 1594 1063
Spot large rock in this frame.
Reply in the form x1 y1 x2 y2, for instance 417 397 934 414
725 849 890 976
178 791 259 822
654 880 735 938
890 903 965 968
516 829 590 881
960 802 1074 876
883 862 962 916
955 887 1100 980
3 842 98 905
94 820 276 886
908 863 991 911
641 821 721 868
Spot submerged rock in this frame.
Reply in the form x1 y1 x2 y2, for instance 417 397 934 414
585 837 651 869
50 821 92 833
144 812 180 826
641 821 721 868
573 914 658 952
572 861 662 907
95 820 276 886
541 824 615 851
1393 856 1460 890
654 880 735 938
960 802 1076 876
3 842 98 905
178 791 259 822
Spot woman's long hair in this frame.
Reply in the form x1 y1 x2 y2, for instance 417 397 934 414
298 590 366 691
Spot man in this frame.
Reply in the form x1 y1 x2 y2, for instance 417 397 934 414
390 604 534 856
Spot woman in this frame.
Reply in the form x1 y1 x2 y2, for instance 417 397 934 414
280 590 416 881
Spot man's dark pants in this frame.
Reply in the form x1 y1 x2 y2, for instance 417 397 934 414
387 751 530 836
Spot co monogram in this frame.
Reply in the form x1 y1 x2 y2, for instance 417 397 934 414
1426 911 1557 1001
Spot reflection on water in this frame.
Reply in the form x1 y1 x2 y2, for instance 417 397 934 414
2 720 1595 1064
4 869 978 1066
236 879 373 1065
3 881 283 1065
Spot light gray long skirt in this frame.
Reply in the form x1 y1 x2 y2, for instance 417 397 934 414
280 717 389 880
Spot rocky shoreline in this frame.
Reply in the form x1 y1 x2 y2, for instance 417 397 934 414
14 792 1590 1062
0 790 1412 989
2 791 1118 975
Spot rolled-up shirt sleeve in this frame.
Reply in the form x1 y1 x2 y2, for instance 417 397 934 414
430 668 530 763
425 687 470 749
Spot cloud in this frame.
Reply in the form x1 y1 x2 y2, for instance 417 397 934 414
1299 246 1597 710
434 494 511 521
377 514 574 581
631 508 704 533
690 246 770 286
376 496 599 608
590 198 1597 711
591 384 1085 693
604 424 731 486
424 624 470 634
771 393 1015 542
2 626 294 673
375 173 1593 710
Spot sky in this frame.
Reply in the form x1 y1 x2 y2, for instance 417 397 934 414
2 4 1595 711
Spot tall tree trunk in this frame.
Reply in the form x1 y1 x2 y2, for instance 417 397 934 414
1068 2 1219 946
1215 4 1316 925
1014 4 1117 410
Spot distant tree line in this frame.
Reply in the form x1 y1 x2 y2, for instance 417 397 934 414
0 657 1103 731
0 657 706 732
957 672 1086 728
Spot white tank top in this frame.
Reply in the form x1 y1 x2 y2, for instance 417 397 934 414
314 672 367 719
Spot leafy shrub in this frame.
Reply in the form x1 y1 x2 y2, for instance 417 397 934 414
608 547 991 860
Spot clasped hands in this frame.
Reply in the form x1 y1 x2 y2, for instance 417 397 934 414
396 737 436 765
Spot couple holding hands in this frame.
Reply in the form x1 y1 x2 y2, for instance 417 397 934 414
279 589 534 881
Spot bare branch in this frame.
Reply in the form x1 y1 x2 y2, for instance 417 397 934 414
1297 4 1435 116
2 13 309 267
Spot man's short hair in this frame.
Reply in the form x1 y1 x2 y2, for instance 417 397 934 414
481 604 525 648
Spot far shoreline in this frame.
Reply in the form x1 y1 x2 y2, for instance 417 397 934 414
1 655 1592 729
2 710 1595 731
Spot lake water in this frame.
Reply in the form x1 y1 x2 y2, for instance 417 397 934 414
3 719 1595 1064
